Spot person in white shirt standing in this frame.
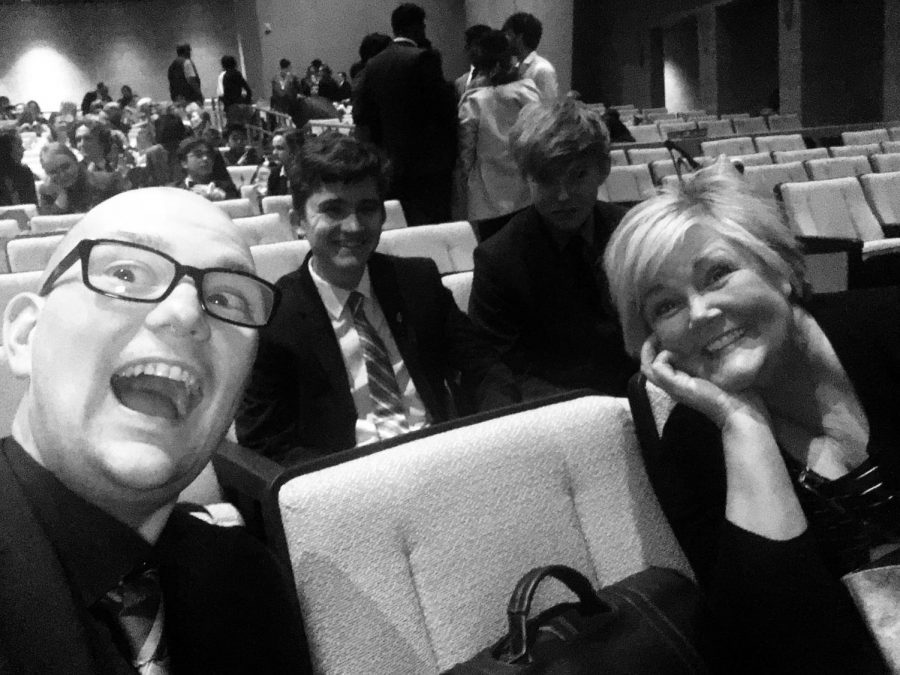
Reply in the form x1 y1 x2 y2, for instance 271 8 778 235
502 12 558 102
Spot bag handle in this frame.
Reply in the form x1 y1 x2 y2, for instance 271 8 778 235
506 565 612 662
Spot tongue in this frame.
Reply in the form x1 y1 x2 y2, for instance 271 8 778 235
112 374 184 421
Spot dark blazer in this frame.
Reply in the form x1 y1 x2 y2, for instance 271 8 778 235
266 163 289 196
271 73 302 115
220 69 252 108
0 440 309 674
650 287 900 674
236 252 518 463
352 41 457 180
468 202 637 399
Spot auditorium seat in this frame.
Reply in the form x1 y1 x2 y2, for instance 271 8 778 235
6 232 64 273
0 271 42 435
779 177 885 243
625 124 663 143
0 219 21 240
741 161 808 199
881 141 900 154
841 129 889 146
232 213 294 247
859 171 900 227
441 270 473 313
701 136 755 157
383 199 408 230
0 204 37 230
29 213 84 234
602 165 656 204
871 153 900 173
719 112 751 120
642 106 668 117
376 221 478 274
217 392 689 674
697 119 734 138
890 127 900 142
250 239 311 284
261 194 293 231
829 144 881 158
753 134 805 153
679 110 710 120
609 149 627 166
732 116 768 134
805 156 871 180
214 198 256 219
648 159 679 184
239 184 262 214
226 165 260 188
772 147 828 163
765 113 801 131
627 374 676 463
731 152 773 167
625 147 670 164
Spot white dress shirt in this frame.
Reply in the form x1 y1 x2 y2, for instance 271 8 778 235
519 51 558 101
309 261 428 445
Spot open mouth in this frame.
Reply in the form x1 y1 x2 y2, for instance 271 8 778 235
110 362 203 421
703 328 746 356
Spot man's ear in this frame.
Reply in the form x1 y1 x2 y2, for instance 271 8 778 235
3 293 42 378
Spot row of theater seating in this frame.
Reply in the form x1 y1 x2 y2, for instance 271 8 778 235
622 113 803 143
0 197 411 273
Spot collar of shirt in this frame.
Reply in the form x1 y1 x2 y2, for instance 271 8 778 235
308 260 373 320
393 37 418 47
521 51 537 68
2 436 151 607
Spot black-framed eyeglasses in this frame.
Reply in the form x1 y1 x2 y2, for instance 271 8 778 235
39 238 281 328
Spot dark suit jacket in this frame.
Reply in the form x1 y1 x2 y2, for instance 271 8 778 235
468 202 637 399
0 438 309 674
271 73 302 114
352 41 457 180
236 253 518 463
167 57 202 104
650 287 900 674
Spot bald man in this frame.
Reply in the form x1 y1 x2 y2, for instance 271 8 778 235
0 188 309 673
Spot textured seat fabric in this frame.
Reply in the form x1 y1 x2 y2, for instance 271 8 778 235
731 152 773 167
842 129 889 145
830 144 881 158
6 232 64 273
625 125 663 144
753 134 805 153
376 221 478 274
441 271 473 313
214 198 255 219
278 395 690 674
232 213 294 247
860 171 900 226
780 177 883 240
742 161 808 198
250 239 310 284
609 149 627 166
261 194 293 231
625 147 670 164
697 119 734 138
773 147 828 163
805 156 871 180
383 199 409 230
732 116 768 134
766 113 801 131
872 153 900 173
701 136 755 157
226 165 259 188
29 213 85 234
603 165 656 203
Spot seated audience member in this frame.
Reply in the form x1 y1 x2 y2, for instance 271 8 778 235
38 143 124 215
74 121 131 193
0 96 13 120
175 137 239 201
222 123 260 166
602 108 635 143
300 63 321 98
602 161 891 674
0 187 309 673
0 128 38 206
219 55 253 125
101 101 130 134
266 127 305 196
48 112 76 148
118 84 136 110
468 99 636 399
236 133 517 463
458 29 541 240
502 12 558 101
335 71 352 101
17 100 49 135
316 64 340 102
81 81 112 116
143 113 189 187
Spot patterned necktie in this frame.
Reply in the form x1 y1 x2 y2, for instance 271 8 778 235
101 565 171 675
347 290 410 439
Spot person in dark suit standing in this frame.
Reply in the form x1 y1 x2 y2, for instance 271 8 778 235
236 133 518 464
167 43 203 105
468 99 637 400
0 187 309 673
271 58 302 118
266 127 306 197
352 3 457 226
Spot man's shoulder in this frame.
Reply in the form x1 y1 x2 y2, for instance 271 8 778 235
531 52 557 72
595 200 629 228
477 207 543 258
370 251 440 281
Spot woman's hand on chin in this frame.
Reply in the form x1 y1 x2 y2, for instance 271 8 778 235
640 335 768 430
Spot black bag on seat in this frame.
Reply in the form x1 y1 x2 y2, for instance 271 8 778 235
443 564 710 674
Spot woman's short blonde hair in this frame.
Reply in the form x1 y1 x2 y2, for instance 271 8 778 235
603 161 809 357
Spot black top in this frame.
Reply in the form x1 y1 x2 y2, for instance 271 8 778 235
1 436 311 673
0 162 37 206
650 287 900 674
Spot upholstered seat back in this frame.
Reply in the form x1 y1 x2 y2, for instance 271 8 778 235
232 213 294 247
701 136 755 157
6 232 65 273
603 165 656 203
753 134 804 153
780 177 883 240
250 239 310 284
376 221 477 274
278 395 689 674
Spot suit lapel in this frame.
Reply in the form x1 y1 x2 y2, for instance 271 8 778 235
0 445 98 673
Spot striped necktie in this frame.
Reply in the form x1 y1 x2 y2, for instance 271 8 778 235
101 565 171 675
347 290 410 439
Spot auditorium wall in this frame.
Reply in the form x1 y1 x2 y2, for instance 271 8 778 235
0 0 241 110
